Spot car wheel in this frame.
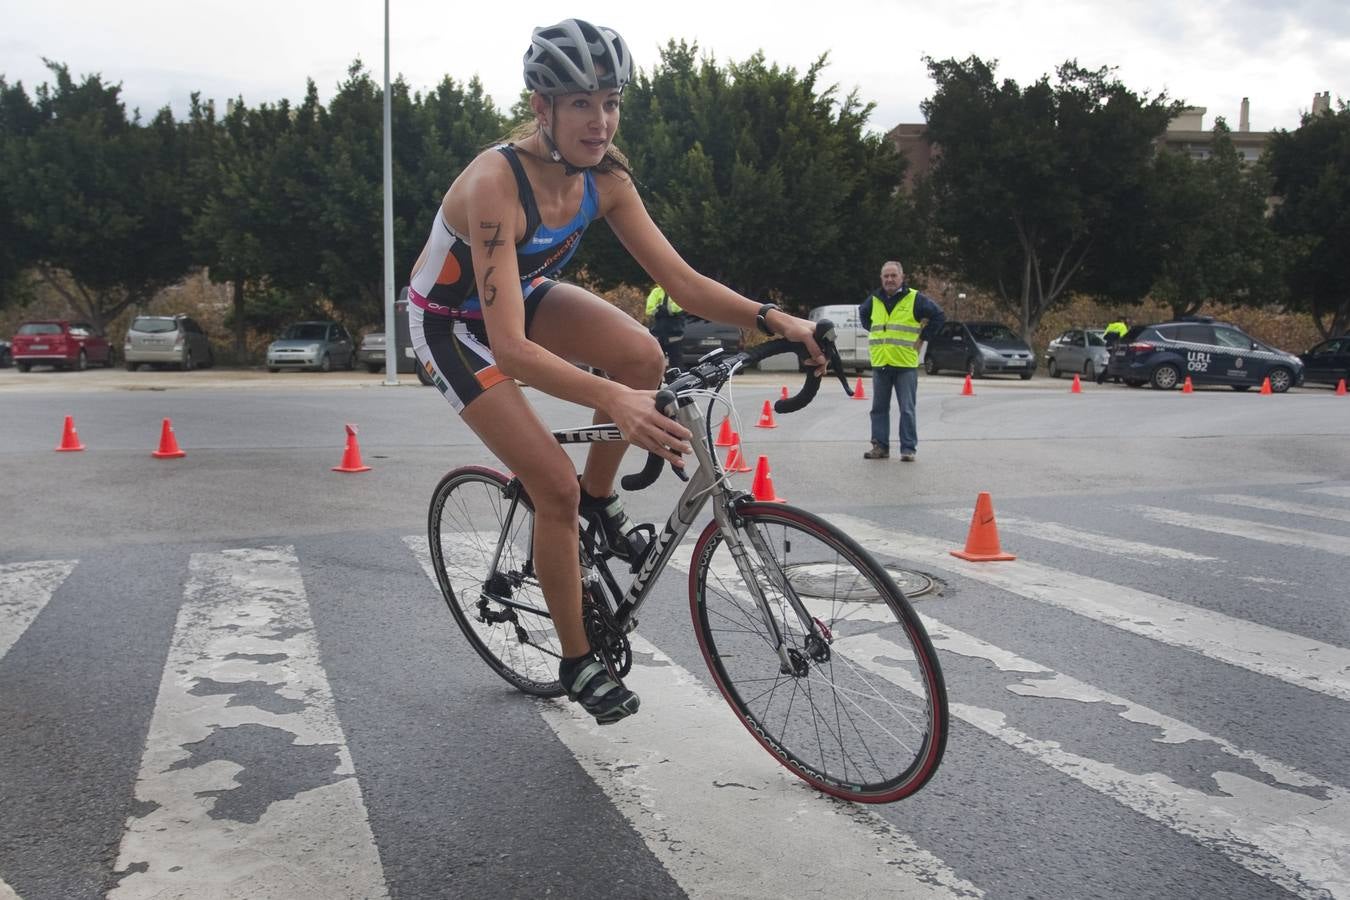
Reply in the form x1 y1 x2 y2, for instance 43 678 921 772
17 362 31 372
1047 358 1060 378
925 355 940 376
1266 367 1293 393
1083 361 1095 380
125 361 139 372
182 349 195 371
319 353 332 373
1150 364 1180 390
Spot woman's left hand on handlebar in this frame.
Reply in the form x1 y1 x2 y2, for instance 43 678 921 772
775 314 828 375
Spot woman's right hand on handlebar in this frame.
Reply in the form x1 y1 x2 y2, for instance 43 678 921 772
607 385 692 467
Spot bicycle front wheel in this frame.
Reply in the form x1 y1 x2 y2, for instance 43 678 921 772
428 466 563 697
690 503 948 802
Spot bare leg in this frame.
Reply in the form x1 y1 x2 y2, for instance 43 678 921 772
460 380 589 657
528 283 667 499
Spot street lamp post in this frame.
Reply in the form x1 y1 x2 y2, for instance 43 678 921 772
957 293 966 319
381 0 398 385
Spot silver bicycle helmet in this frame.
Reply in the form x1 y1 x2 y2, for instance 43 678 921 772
523 19 633 95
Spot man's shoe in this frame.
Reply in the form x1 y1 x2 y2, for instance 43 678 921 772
863 441 889 460
900 452 916 462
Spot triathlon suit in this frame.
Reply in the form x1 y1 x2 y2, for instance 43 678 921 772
408 144 600 412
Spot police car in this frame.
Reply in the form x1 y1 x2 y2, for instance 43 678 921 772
1106 317 1304 392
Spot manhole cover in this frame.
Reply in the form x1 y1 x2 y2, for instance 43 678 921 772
783 563 935 602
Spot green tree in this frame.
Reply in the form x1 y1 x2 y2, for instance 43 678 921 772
573 42 911 311
1266 102 1350 338
0 63 193 330
920 57 1178 339
1148 120 1283 318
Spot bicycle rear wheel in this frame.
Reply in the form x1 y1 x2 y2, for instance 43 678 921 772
428 466 564 697
690 503 948 803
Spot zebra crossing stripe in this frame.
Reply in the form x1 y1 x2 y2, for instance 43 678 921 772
404 535 984 899
1135 506 1350 555
936 511 1217 562
1206 493 1350 524
830 515 1350 702
695 555 1350 900
0 560 76 663
110 547 388 900
0 876 20 899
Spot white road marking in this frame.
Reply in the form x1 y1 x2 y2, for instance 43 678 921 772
831 515 1350 702
111 547 387 900
937 510 1217 562
689 550 1350 898
1306 486 1350 499
1207 494 1350 524
0 876 20 899
0 559 76 662
405 535 983 899
1135 506 1350 556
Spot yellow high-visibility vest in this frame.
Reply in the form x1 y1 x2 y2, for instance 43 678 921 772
869 290 922 368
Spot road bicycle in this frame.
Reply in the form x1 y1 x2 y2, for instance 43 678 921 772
427 324 948 803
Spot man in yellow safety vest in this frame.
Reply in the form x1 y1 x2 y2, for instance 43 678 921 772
646 284 686 367
859 260 945 460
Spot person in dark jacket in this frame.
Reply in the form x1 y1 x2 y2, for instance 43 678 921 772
859 261 945 460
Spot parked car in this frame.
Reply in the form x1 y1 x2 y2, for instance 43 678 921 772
0 339 11 368
10 320 113 371
808 304 870 372
1046 328 1110 380
925 320 1035 379
123 314 214 371
679 316 743 366
266 321 356 372
1106 317 1304 392
356 294 433 383
1299 336 1350 387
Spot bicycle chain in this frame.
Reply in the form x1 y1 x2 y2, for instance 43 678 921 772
582 590 632 679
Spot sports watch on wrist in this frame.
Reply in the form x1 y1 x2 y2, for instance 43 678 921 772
755 302 780 336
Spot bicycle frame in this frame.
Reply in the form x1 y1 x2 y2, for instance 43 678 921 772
547 392 823 674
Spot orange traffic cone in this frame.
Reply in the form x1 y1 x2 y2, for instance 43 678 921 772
332 423 371 473
1182 376 1194 393
750 455 787 503
55 415 85 452
714 416 735 447
152 418 186 459
780 385 789 401
723 433 752 473
853 376 867 400
1071 374 1082 393
1260 377 1272 395
961 374 974 396
1337 378 1347 395
755 399 777 429
950 492 1016 562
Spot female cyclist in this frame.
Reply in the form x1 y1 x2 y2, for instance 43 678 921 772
407 18 826 724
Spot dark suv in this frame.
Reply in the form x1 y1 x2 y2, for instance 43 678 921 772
1107 317 1304 392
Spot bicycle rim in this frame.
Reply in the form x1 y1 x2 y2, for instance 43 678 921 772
428 466 563 696
690 503 948 802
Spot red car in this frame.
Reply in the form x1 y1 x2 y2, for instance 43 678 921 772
11 320 114 371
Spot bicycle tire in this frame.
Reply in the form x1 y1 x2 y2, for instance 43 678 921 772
690 502 948 803
427 466 564 697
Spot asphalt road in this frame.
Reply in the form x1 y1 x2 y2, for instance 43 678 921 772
1 365 1348 899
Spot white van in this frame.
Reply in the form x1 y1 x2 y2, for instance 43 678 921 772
808 305 870 372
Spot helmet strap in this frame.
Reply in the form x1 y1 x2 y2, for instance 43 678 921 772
541 99 586 176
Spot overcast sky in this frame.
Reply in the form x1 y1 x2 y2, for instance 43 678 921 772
2 0 1344 134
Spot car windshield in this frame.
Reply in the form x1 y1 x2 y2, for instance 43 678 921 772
282 324 328 340
131 318 177 334
18 323 62 335
968 324 1018 342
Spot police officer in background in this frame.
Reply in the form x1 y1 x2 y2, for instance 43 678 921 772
646 284 686 367
861 260 945 461
1098 316 1129 383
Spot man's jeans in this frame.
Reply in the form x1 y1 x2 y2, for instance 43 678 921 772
870 365 918 454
